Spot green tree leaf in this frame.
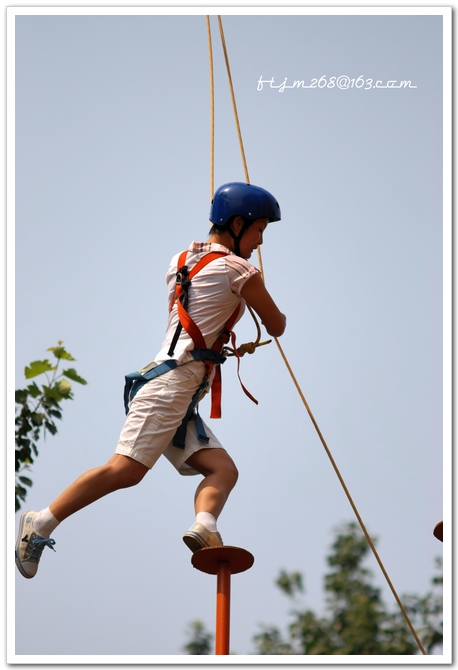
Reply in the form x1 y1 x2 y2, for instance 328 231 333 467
15 389 28 403
26 382 42 398
24 359 55 379
44 420 58 436
30 412 46 426
42 384 64 403
63 368 88 385
48 343 76 361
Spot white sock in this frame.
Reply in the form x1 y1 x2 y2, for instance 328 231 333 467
33 507 60 537
196 512 217 532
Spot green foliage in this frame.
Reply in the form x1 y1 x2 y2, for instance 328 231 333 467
15 342 87 512
402 557 443 654
276 569 304 597
254 625 294 655
253 522 443 656
183 620 213 655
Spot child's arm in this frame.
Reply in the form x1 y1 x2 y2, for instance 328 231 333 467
240 272 286 338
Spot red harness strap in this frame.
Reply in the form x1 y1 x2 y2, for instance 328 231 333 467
207 301 241 418
170 250 255 418
172 251 228 351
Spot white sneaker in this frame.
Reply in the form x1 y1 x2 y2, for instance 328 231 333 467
15 511 56 579
183 522 223 553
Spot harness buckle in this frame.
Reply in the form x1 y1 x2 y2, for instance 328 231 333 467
176 265 191 289
220 328 232 344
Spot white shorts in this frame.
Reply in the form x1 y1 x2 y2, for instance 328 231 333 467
115 361 224 475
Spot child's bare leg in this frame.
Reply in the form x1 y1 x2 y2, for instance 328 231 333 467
185 448 238 519
49 454 149 522
16 454 149 579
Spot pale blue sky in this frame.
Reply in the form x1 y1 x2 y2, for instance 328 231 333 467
11 6 449 661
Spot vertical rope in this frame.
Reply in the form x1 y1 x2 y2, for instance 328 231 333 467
206 16 215 200
209 16 427 655
217 16 250 185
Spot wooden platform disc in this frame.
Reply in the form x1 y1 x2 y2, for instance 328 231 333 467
191 546 254 575
433 521 443 542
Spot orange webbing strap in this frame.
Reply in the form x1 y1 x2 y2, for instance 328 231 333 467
209 365 222 418
168 250 189 314
188 251 228 279
170 250 228 311
171 250 244 418
173 251 229 351
210 332 258 418
172 251 228 310
209 302 242 418
229 330 258 405
177 301 207 350
211 302 241 353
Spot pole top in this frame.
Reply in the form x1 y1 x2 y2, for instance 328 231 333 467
433 520 443 542
191 546 254 575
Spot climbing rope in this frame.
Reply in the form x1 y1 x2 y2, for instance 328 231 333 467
224 305 272 358
206 16 215 201
216 16 250 185
207 16 270 358
207 14 427 656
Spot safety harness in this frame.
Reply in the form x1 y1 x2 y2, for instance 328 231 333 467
123 250 256 448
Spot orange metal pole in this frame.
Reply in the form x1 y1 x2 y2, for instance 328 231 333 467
191 546 254 655
215 560 231 655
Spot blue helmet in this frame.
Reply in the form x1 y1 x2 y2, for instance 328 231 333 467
209 182 281 227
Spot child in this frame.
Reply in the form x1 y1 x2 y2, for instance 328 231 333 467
15 182 286 579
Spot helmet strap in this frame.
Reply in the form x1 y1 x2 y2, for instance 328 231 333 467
227 218 250 258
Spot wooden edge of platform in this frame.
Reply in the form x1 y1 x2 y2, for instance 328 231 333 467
191 546 254 575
